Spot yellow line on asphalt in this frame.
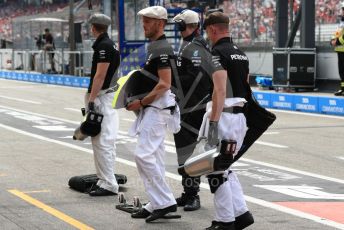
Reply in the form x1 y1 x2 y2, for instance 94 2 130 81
8 189 94 230
23 190 51 194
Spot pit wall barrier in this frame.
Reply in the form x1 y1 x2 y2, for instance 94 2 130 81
254 91 344 116
0 70 89 88
0 70 343 116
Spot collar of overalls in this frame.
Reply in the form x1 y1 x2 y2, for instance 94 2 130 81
183 30 198 42
212 36 233 48
156 34 167 41
92 32 109 49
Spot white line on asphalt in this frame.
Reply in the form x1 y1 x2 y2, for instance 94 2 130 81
1 104 286 148
263 131 279 135
33 125 74 131
0 95 42 104
64 108 81 112
0 85 35 89
0 122 343 230
338 156 344 161
0 104 340 183
255 141 288 148
0 105 80 124
270 108 344 120
46 84 85 91
59 136 74 139
0 78 85 91
241 158 344 184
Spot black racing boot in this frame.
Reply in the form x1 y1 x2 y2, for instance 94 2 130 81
184 195 201 211
86 184 99 193
235 211 254 229
89 187 116 196
334 89 344 96
176 193 188 206
145 204 177 222
206 220 235 230
177 174 201 206
131 208 151 219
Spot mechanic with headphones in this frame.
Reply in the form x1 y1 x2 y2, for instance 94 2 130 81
172 9 214 211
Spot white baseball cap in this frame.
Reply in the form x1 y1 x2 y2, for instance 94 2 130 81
137 6 168 20
173 9 199 24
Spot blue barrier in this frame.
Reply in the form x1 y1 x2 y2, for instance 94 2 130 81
12 72 18 80
8 71 13 79
48 75 56 84
80 77 90 88
23 73 29 81
35 74 42 83
253 91 272 108
0 70 343 116
29 73 36 82
63 76 72 86
270 93 294 110
56 76 64 85
319 97 344 115
72 78 81 87
42 75 49 84
293 95 319 113
17 73 23 81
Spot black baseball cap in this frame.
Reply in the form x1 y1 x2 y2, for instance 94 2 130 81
205 8 223 16
203 11 229 30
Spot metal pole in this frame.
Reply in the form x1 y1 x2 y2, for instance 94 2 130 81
11 19 14 70
289 0 294 30
250 0 255 44
276 0 288 47
300 0 315 48
103 0 112 39
69 0 75 75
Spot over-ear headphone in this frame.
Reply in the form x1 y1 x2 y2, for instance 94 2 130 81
176 19 186 32
175 9 200 32
176 19 200 32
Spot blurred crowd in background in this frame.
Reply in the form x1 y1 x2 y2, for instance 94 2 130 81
0 0 343 46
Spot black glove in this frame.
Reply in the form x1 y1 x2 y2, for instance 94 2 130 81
88 101 95 112
207 121 219 147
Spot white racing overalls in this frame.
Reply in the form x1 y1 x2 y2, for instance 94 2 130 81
85 90 119 193
129 90 180 212
199 98 248 222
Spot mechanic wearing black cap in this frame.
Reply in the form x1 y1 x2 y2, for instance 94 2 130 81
201 11 254 230
86 13 121 196
171 9 214 211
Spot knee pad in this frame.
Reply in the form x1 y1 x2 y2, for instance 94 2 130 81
178 166 187 176
207 174 227 193
182 175 200 194
235 211 254 230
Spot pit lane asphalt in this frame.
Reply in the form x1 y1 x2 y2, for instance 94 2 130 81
0 79 343 230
